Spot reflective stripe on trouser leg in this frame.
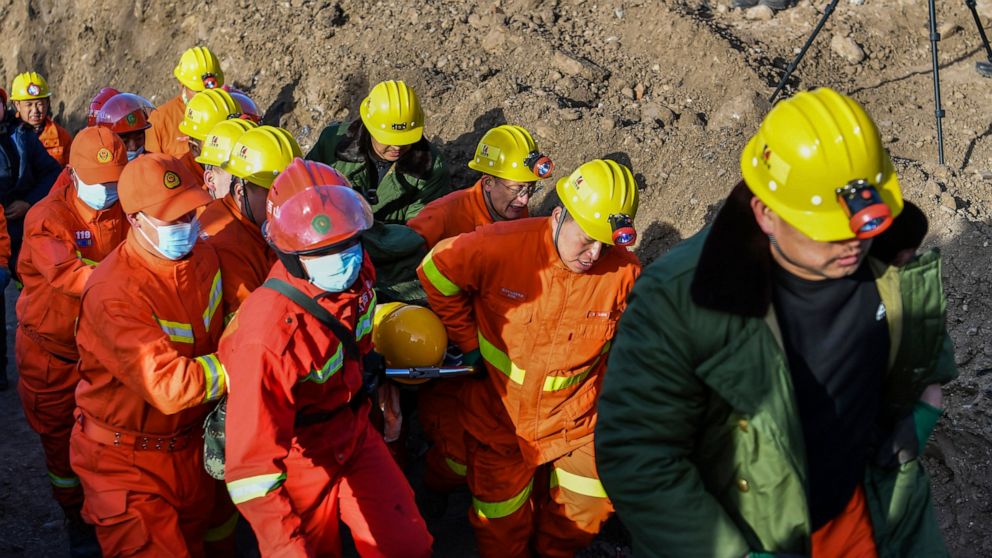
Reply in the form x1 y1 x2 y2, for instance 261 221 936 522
465 429 536 558
536 443 614 558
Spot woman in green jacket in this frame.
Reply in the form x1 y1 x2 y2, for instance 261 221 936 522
596 88 957 558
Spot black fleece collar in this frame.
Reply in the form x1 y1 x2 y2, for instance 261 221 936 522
334 119 435 181
690 181 915 318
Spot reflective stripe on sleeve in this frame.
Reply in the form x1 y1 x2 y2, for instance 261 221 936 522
421 251 460 296
203 511 239 542
303 343 344 384
355 292 377 341
478 331 525 385
543 342 611 392
203 270 223 331
445 457 467 477
550 467 608 498
227 472 287 505
472 479 533 520
47 471 80 488
196 353 226 402
156 318 194 344
74 250 99 266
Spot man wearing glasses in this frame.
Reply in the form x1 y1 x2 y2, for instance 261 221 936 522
409 124 551 249
408 125 552 515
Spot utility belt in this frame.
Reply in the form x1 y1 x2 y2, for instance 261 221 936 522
78 414 194 452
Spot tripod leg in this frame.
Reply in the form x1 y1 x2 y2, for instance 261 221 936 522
964 0 992 76
929 0 946 164
768 0 840 104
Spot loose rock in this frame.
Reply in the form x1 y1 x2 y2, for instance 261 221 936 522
830 34 866 64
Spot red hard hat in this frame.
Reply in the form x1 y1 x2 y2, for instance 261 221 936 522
87 87 120 127
229 91 261 123
96 93 154 134
265 158 373 254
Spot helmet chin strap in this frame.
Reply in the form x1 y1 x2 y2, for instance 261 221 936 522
553 208 568 263
237 180 258 225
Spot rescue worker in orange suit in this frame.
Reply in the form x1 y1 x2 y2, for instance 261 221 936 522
196 118 256 200
87 87 120 127
146 46 224 182
71 153 235 557
200 125 297 311
94 92 155 162
409 124 550 248
16 127 129 558
419 159 642 557
219 158 432 558
9 71 73 166
408 124 552 507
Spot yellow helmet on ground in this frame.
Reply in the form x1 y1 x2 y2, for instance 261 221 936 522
360 80 424 146
740 87 903 242
556 159 639 246
173 46 224 91
468 125 554 183
373 304 447 385
226 126 302 188
10 72 51 100
195 118 258 167
179 89 241 141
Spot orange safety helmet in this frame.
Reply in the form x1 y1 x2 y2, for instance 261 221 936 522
95 93 154 134
87 87 120 127
265 157 374 255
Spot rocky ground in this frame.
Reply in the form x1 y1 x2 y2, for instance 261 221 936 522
1 0 990 556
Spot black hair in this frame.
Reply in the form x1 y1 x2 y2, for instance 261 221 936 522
870 202 929 264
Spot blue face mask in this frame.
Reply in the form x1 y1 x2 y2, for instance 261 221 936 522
137 213 201 260
76 176 119 210
302 244 364 292
127 147 144 161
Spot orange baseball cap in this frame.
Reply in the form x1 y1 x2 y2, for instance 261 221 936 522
119 153 212 221
69 127 127 184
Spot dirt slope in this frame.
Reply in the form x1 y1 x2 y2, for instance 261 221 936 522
1 0 990 556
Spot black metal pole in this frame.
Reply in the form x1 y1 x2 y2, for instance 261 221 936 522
964 0 992 61
769 0 840 104
928 0 946 164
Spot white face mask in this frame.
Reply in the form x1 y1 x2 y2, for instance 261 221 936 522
75 175 119 210
302 244 364 292
136 212 201 260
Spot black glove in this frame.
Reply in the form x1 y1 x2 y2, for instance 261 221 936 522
361 350 386 396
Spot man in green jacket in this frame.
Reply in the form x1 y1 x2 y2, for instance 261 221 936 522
306 80 449 302
596 88 957 558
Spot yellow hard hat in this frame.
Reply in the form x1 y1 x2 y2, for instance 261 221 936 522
195 118 258 167
556 159 639 246
226 126 302 189
179 89 241 141
372 304 447 385
10 72 51 101
468 125 554 183
360 80 424 146
173 46 224 91
741 88 903 242
373 302 407 330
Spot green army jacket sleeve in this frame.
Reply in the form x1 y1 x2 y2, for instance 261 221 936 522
596 234 754 558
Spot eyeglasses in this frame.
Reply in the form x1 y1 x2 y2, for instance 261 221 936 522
494 178 542 199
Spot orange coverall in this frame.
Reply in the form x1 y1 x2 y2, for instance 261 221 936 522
408 179 531 492
220 258 432 558
200 194 276 313
15 169 127 510
38 117 73 167
145 95 204 186
418 217 641 558
71 231 233 557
